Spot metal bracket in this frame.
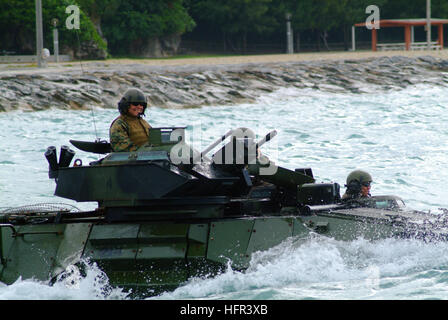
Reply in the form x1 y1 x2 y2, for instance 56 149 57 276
306 220 329 233
0 224 62 238
0 224 18 237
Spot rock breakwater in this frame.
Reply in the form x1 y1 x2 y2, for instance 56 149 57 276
1 55 448 112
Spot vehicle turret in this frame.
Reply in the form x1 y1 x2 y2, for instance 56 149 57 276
45 127 326 222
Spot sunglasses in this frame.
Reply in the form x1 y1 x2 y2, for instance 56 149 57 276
361 181 371 187
130 102 147 107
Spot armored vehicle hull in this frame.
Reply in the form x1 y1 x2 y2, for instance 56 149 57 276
1 127 446 297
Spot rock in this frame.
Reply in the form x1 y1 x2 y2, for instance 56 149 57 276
1 55 448 112
317 84 347 93
79 76 101 84
0 87 17 100
137 35 182 58
64 40 107 60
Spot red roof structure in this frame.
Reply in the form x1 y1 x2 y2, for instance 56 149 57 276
354 18 448 51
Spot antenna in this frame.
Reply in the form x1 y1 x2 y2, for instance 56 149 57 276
75 29 99 142
75 30 85 73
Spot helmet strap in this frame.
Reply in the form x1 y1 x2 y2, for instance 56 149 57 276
346 181 361 195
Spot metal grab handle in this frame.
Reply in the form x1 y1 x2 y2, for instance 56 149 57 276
0 224 18 237
0 224 62 238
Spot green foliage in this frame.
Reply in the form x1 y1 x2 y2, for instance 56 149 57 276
189 0 273 35
0 0 105 54
186 0 448 52
101 0 195 54
186 0 273 52
0 0 195 56
2 0 448 56
47 0 107 51
0 0 36 52
266 0 388 32
76 0 119 18
433 0 448 17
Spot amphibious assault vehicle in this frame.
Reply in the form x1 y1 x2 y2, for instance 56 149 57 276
0 127 447 296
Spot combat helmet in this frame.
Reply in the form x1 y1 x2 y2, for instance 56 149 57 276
118 88 147 116
345 170 372 195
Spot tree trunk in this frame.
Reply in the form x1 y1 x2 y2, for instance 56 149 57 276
321 31 330 51
89 12 108 48
343 25 349 51
226 36 238 53
296 31 300 52
242 31 247 54
222 31 227 52
315 29 321 51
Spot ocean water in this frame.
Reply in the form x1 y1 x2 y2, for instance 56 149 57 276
0 83 447 300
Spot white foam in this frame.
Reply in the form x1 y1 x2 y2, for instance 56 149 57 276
154 235 448 300
0 261 129 300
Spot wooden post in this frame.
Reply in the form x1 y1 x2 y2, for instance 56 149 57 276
438 24 444 49
372 28 377 51
404 25 411 50
427 0 431 50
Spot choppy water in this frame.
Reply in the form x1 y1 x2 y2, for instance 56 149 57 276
0 84 447 300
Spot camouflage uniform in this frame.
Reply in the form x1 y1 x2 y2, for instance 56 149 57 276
109 114 151 152
342 191 369 200
110 88 151 152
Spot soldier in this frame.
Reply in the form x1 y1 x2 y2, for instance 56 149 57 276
110 88 151 152
342 169 372 200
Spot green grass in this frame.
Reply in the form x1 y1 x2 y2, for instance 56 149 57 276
2 63 37 68
107 53 246 60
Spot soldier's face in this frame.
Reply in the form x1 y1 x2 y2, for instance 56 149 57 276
361 184 371 197
128 103 144 117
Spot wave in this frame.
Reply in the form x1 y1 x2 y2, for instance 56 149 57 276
0 261 129 300
154 235 448 300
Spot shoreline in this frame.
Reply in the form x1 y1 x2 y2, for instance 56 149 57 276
2 49 448 73
1 50 448 112
100 49 448 67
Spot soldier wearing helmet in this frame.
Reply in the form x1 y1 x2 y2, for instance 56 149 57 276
109 88 151 152
342 170 372 200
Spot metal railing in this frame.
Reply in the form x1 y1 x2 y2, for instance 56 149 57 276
377 41 441 51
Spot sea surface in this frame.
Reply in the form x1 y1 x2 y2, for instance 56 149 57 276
0 84 447 300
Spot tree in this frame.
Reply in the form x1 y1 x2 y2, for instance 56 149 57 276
0 0 39 53
76 0 121 38
271 0 389 51
46 0 107 58
100 0 195 56
336 0 387 50
188 0 273 53
0 0 106 57
270 0 340 51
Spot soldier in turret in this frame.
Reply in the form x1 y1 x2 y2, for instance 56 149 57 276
342 169 372 200
110 88 151 152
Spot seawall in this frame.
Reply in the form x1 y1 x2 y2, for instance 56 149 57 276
1 51 448 112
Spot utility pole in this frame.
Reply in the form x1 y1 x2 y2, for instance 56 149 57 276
351 26 356 51
52 19 59 63
427 0 431 50
286 13 293 54
35 0 44 68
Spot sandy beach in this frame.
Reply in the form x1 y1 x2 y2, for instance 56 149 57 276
2 49 448 74
100 49 448 67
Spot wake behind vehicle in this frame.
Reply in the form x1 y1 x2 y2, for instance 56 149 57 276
0 127 447 296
